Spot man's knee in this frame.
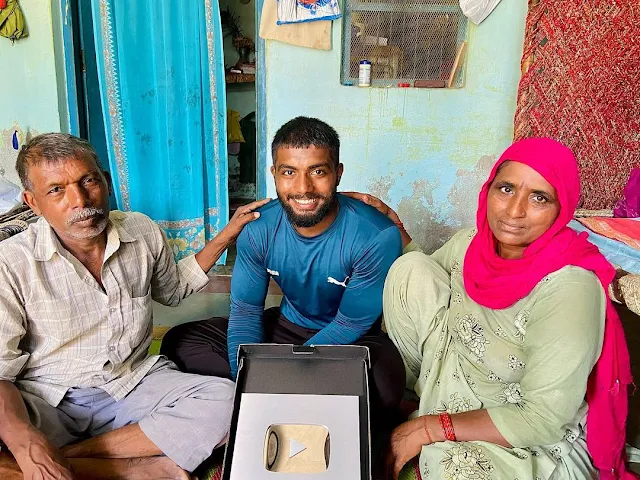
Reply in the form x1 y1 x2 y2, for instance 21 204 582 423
360 334 405 410
384 252 450 328
175 376 235 434
152 375 235 454
387 252 447 290
160 318 227 358
159 322 190 359
160 319 232 378
202 379 235 427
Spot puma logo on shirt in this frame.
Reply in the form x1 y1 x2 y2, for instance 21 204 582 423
327 276 350 288
267 268 280 277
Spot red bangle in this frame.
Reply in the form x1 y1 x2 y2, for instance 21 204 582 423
438 412 457 441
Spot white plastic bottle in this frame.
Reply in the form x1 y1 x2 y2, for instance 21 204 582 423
358 60 371 87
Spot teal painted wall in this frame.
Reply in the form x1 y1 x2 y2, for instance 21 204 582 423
0 0 68 186
264 0 527 252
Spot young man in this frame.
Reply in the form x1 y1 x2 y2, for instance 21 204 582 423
0 133 267 479
162 116 405 419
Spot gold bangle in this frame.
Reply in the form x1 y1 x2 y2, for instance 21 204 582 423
423 416 433 445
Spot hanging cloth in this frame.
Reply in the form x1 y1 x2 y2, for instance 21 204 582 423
614 168 640 218
227 109 245 144
0 0 28 42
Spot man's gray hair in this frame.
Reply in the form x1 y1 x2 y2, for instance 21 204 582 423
16 133 102 190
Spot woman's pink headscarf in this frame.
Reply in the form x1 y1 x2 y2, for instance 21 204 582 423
463 137 635 479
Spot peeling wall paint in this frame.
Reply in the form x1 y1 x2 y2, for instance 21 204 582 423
265 1 527 252
0 125 40 186
0 1 62 186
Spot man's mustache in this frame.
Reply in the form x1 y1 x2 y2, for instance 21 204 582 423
67 207 105 225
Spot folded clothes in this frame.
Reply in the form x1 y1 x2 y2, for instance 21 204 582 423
577 217 640 250
0 203 36 242
277 0 341 25
570 220 640 274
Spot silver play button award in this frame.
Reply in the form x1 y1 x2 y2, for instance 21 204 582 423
263 424 330 473
230 392 361 479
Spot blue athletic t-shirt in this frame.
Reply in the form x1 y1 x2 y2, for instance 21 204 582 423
227 194 402 377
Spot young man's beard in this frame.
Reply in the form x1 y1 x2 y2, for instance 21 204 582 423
278 189 338 228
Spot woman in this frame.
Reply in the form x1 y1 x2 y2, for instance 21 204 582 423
347 138 634 480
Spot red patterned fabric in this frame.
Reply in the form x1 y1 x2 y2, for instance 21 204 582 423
514 0 640 209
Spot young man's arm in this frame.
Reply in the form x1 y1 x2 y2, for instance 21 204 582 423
227 227 270 378
304 226 402 346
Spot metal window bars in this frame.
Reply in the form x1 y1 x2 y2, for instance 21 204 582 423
341 0 469 88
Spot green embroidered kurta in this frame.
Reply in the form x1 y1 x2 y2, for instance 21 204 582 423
384 228 605 480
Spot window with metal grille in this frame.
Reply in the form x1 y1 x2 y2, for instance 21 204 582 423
341 0 469 88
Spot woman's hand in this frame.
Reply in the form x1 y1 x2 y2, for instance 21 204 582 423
341 192 401 224
341 192 413 249
385 416 434 479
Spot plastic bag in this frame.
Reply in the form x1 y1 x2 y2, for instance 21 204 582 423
614 168 640 218
459 0 502 25
0 0 28 42
277 0 341 25
0 177 23 215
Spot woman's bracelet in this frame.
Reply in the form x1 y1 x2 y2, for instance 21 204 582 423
422 416 433 444
438 412 457 442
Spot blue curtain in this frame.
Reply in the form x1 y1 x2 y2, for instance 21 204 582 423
90 0 228 261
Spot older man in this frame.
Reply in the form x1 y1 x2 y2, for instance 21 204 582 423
0 133 266 479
